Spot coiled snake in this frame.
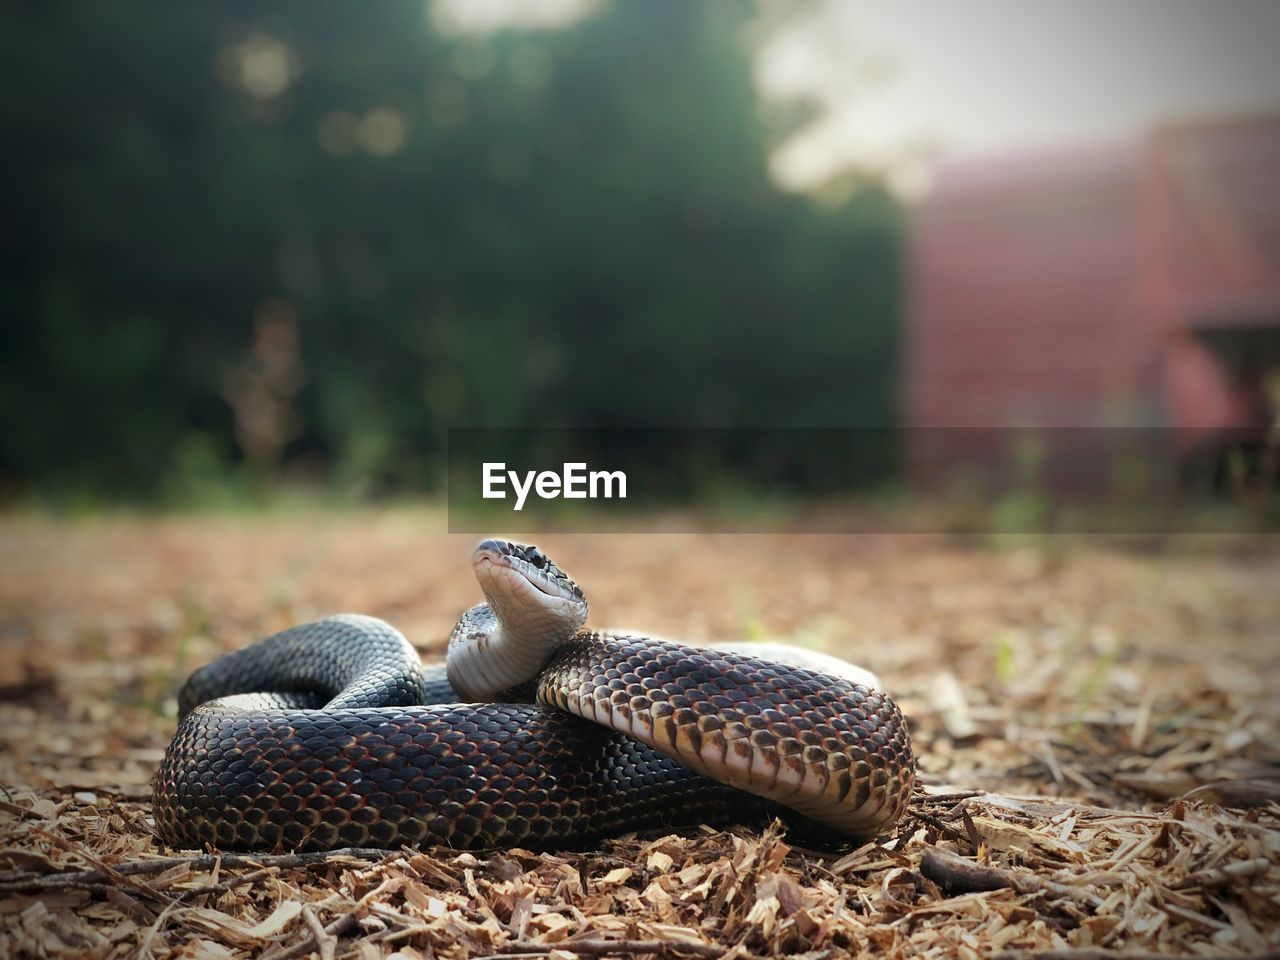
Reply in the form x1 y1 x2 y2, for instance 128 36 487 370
154 540 913 851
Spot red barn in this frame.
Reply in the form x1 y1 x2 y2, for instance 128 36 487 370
905 115 1280 496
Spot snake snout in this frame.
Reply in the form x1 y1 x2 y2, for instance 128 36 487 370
472 539 513 564
473 539 586 608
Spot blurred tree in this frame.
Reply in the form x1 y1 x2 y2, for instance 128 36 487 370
0 0 901 503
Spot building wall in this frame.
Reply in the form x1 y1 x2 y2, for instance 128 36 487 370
904 116 1280 495
905 144 1156 430
1139 117 1280 446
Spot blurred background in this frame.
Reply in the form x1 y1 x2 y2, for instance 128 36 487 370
3 0 1279 520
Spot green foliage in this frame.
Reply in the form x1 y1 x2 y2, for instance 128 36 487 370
2 1 902 504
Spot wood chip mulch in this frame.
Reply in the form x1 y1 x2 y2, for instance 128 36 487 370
1 515 1277 959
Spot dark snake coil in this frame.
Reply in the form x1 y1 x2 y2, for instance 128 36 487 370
154 566 913 851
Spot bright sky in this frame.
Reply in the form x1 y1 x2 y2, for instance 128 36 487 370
433 0 1280 197
760 0 1280 196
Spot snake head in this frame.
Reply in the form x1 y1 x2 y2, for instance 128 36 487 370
472 538 588 629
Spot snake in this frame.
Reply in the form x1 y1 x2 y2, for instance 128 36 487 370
153 540 914 851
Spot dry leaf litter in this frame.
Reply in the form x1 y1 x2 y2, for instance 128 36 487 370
0 514 1277 958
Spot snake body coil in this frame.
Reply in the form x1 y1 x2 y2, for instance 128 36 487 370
154 542 913 851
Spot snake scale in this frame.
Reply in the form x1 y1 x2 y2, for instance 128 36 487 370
153 540 914 851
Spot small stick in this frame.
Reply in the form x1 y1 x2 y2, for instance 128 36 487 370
1172 856 1273 891
258 905 364 960
920 847 1102 909
908 809 970 843
32 828 183 907
301 904 336 960
0 847 396 894
178 865 278 900
261 873 407 960
919 847 1008 893
105 886 159 925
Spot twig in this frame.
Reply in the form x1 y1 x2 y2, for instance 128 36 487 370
262 874 407 960
0 847 396 894
920 847 1102 910
1171 856 1273 891
138 900 181 960
919 847 1009 894
178 865 278 900
106 886 159 925
258 905 364 960
32 827 184 908
302 904 336 960
908 809 971 844
916 788 986 803
333 922 434 957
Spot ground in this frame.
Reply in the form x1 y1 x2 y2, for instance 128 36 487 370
1 513 1277 958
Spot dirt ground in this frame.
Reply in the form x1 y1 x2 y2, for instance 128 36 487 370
1 513 1278 958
